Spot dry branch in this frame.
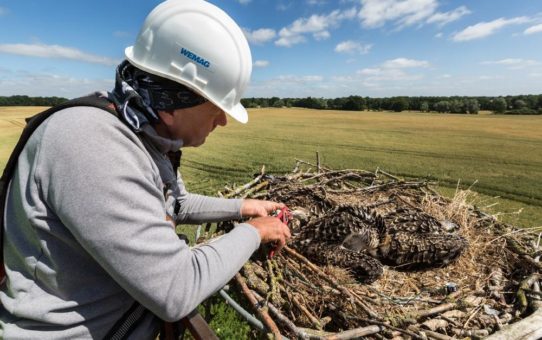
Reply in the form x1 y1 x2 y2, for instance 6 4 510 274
234 273 281 339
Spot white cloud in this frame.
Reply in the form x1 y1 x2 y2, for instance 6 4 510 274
351 57 429 84
276 3 293 11
481 58 539 69
357 67 423 82
0 70 114 98
313 31 331 40
275 34 306 47
254 60 270 68
246 74 330 97
113 31 131 38
335 40 372 54
237 0 251 4
435 32 443 38
358 0 469 30
243 28 276 45
275 8 357 47
427 6 471 26
381 58 430 68
478 75 504 80
307 0 327 5
359 0 437 28
524 23 542 35
452 16 530 41
276 75 324 82
0 43 119 66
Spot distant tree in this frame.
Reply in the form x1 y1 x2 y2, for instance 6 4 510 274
390 97 409 112
366 97 382 111
420 101 429 112
268 97 280 107
449 99 465 113
342 96 365 111
272 99 284 108
241 98 256 108
258 98 269 107
328 97 346 110
524 95 538 109
434 100 450 113
465 99 480 114
477 97 492 111
0 95 68 106
492 97 507 113
513 99 527 109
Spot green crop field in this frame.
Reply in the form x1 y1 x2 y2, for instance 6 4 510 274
1 106 541 228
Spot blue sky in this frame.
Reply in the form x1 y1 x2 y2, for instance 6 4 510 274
0 0 541 99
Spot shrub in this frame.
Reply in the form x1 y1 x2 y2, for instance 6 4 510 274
504 108 540 115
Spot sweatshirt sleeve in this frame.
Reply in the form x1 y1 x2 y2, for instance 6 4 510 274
36 107 260 321
175 175 243 224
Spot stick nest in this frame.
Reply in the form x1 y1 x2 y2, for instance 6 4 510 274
212 160 542 339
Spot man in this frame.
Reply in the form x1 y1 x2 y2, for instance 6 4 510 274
0 0 291 338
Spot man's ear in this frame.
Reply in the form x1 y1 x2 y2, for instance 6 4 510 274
157 110 175 126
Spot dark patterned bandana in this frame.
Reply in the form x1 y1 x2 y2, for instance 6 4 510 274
111 60 208 130
132 67 208 111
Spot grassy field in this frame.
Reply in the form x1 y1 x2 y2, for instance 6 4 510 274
1 106 541 228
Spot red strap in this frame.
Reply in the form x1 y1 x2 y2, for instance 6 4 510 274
269 207 291 258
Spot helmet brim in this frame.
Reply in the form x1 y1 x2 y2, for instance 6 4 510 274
125 47 249 124
228 103 248 124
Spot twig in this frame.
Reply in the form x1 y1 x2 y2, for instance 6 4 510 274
462 305 482 329
325 325 381 340
377 169 402 181
234 273 282 339
225 174 264 198
251 290 313 340
291 294 322 330
242 180 269 198
414 303 455 319
266 259 281 305
355 318 424 340
300 170 374 183
419 328 455 340
517 273 541 314
294 159 332 172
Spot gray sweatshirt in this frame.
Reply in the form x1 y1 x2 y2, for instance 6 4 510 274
0 105 260 339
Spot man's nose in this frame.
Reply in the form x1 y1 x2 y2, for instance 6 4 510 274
217 111 227 127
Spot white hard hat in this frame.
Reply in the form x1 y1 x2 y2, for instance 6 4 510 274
125 0 252 123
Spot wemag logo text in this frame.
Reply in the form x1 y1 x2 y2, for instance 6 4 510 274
180 48 211 68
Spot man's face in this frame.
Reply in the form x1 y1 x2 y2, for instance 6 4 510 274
166 101 228 147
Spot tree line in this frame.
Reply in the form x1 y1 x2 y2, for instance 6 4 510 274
241 94 542 114
0 95 68 107
2 94 542 115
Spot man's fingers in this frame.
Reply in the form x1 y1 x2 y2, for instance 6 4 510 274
247 216 291 245
284 224 292 239
275 235 286 253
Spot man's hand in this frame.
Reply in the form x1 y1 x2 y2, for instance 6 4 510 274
246 216 291 253
241 199 285 218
